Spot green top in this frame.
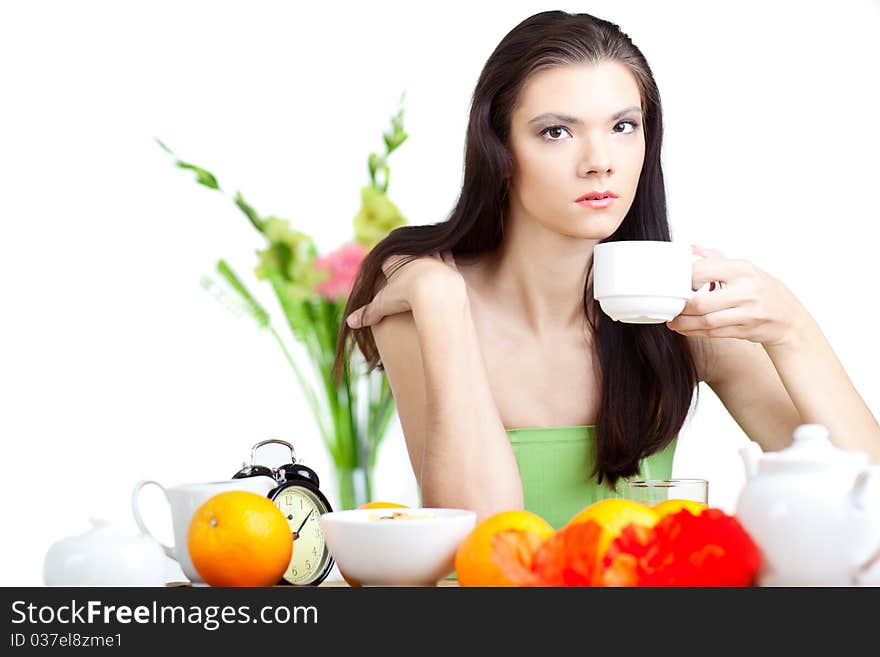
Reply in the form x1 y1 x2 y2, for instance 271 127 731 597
507 424 677 530
440 424 677 581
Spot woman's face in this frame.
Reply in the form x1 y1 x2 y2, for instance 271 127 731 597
507 61 646 240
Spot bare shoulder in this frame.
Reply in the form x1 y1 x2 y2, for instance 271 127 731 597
452 251 497 299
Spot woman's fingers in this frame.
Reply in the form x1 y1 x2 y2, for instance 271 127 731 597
349 292 385 327
348 251 458 330
346 306 366 328
347 287 399 329
692 244 726 259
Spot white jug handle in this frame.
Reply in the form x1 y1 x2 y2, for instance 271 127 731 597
131 479 175 559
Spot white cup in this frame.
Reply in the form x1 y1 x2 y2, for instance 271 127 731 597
593 240 713 323
131 476 277 584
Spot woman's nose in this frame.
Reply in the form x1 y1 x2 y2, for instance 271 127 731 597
578 137 613 176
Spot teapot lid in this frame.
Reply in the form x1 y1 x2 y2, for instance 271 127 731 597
44 518 167 586
761 424 868 472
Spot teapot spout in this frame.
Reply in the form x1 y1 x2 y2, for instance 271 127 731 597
739 440 763 480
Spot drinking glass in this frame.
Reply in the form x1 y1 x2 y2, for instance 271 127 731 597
625 478 708 506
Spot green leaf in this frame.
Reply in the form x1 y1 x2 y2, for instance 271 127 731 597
234 191 265 233
383 92 408 154
154 137 221 190
154 137 173 155
264 266 313 344
199 275 249 321
175 161 220 189
200 274 267 330
368 152 382 185
214 259 271 328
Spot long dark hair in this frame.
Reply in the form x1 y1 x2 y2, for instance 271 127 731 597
331 10 699 488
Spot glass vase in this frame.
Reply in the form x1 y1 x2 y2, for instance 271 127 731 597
335 463 372 511
324 350 395 510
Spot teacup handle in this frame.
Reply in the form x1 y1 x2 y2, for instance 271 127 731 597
686 253 716 299
131 479 175 559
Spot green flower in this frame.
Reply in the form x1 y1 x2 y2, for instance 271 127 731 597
353 185 407 249
254 216 326 300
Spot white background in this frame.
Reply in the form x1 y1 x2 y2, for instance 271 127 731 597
1 0 878 586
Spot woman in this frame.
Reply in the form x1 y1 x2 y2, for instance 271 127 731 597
330 10 880 528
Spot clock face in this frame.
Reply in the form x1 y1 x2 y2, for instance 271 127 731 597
273 485 332 585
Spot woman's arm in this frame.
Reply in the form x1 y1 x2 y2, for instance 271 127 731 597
411 278 524 518
371 275 524 522
696 313 880 460
671 246 880 460
693 335 804 453
763 312 880 460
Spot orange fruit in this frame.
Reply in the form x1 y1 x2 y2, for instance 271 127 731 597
455 510 555 586
187 491 293 587
357 501 409 509
340 571 362 587
493 520 605 587
652 499 708 517
566 498 660 560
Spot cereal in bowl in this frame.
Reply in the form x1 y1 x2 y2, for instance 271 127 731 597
367 510 439 521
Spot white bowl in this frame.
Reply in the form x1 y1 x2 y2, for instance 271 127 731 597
320 508 477 586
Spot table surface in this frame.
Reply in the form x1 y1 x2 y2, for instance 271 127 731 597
320 579 459 587
167 579 460 587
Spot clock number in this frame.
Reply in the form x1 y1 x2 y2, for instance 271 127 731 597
269 484 333 585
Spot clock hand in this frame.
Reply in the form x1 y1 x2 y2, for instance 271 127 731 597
292 509 313 540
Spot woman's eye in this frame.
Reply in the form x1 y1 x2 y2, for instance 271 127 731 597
615 120 639 134
539 120 640 141
539 125 571 141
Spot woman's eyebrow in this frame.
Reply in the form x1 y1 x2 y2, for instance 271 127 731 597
528 106 643 125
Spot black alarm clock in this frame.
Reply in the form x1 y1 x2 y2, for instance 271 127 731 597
232 439 334 586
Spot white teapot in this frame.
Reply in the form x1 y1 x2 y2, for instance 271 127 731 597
735 424 880 586
43 518 168 586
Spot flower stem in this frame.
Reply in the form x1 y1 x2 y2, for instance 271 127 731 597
267 325 332 447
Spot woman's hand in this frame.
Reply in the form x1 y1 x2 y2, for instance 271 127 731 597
345 250 463 329
665 245 811 348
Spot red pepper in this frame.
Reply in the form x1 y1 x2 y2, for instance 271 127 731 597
602 508 761 587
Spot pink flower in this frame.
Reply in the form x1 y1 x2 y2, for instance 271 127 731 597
313 242 367 301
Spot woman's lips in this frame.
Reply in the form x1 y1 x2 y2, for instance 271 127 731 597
576 197 616 209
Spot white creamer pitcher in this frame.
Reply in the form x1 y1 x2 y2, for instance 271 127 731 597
131 476 276 584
